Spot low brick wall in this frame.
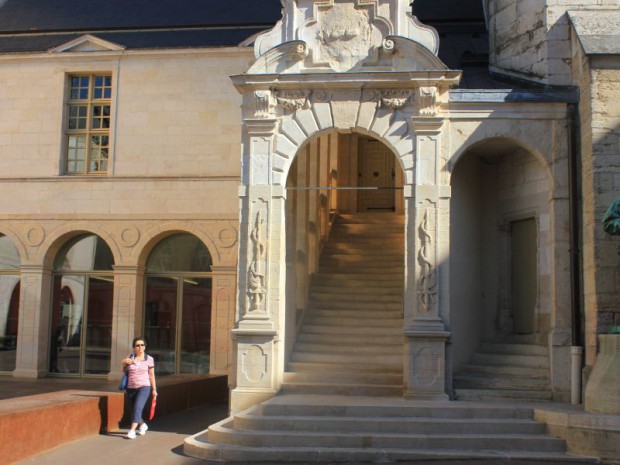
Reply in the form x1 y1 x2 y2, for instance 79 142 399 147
2 375 228 464
0 390 125 465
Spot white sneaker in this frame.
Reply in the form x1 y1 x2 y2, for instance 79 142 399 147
126 430 136 439
137 423 148 436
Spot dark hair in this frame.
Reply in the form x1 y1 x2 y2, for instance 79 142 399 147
131 337 148 357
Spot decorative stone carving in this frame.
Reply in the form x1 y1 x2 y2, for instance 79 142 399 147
254 90 275 119
25 226 45 247
276 90 310 111
417 208 437 312
120 226 140 247
241 344 268 383
314 3 382 71
247 210 267 314
217 226 238 249
381 90 411 110
382 37 395 54
418 86 437 116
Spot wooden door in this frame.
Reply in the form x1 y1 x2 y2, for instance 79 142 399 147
358 139 395 211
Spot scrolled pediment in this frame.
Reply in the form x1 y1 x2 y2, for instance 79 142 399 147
249 0 445 74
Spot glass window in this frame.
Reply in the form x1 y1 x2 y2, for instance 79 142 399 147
0 235 20 372
144 234 212 375
64 74 112 175
50 235 114 376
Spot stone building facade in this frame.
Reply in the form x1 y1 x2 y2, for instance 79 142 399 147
0 0 618 419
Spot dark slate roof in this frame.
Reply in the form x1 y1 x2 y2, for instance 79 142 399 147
0 0 283 31
0 0 497 88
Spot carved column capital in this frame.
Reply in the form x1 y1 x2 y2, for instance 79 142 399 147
380 89 412 110
417 86 437 116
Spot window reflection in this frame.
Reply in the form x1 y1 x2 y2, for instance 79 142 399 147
144 234 212 375
0 235 20 372
50 235 114 376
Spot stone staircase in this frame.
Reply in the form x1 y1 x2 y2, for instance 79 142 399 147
184 212 598 464
453 340 554 402
283 212 405 396
185 394 599 464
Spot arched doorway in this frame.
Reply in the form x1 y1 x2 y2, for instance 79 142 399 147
50 234 114 376
450 139 553 399
282 131 406 393
0 234 20 372
143 233 213 375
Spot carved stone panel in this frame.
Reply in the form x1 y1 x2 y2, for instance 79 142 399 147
417 208 437 314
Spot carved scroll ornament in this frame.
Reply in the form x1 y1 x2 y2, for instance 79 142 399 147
247 211 267 314
417 209 437 312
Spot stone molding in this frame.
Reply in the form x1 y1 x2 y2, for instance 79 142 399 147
1 219 239 268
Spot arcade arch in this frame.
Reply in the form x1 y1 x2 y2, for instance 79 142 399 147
449 138 554 371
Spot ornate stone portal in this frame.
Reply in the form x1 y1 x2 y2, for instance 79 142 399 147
231 0 460 412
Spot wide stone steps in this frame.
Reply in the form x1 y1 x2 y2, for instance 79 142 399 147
296 332 401 345
280 382 403 396
185 396 598 464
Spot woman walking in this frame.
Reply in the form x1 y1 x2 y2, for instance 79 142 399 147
121 337 157 439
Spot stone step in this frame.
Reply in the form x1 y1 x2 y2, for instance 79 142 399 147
454 389 555 402
318 265 404 274
308 301 402 311
290 352 402 365
453 373 551 391
185 439 598 464
282 371 403 385
313 272 403 282
457 363 549 378
336 213 405 223
287 362 402 374
280 382 403 396
310 287 403 296
301 324 401 336
304 315 402 327
479 342 548 357
296 332 401 345
206 422 566 452
471 352 549 369
234 412 547 435
259 397 536 419
320 256 403 266
322 244 404 254
294 341 402 355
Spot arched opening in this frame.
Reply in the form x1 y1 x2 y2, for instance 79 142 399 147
282 131 405 393
143 233 213 376
50 234 114 376
0 234 20 372
450 138 553 397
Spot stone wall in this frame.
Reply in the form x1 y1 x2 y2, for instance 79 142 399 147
0 47 253 378
571 33 620 366
488 0 620 85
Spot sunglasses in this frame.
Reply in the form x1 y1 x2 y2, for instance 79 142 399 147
134 343 145 347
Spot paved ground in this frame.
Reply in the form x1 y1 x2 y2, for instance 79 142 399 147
12 400 230 465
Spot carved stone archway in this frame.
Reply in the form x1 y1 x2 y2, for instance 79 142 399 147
229 0 461 413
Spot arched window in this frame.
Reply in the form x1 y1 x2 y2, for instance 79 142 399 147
50 234 114 376
0 235 20 372
144 233 213 375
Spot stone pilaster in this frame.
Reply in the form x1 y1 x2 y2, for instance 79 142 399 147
403 116 450 399
110 265 143 380
210 265 237 376
14 265 51 378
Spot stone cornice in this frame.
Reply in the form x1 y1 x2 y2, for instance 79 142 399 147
232 70 462 91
